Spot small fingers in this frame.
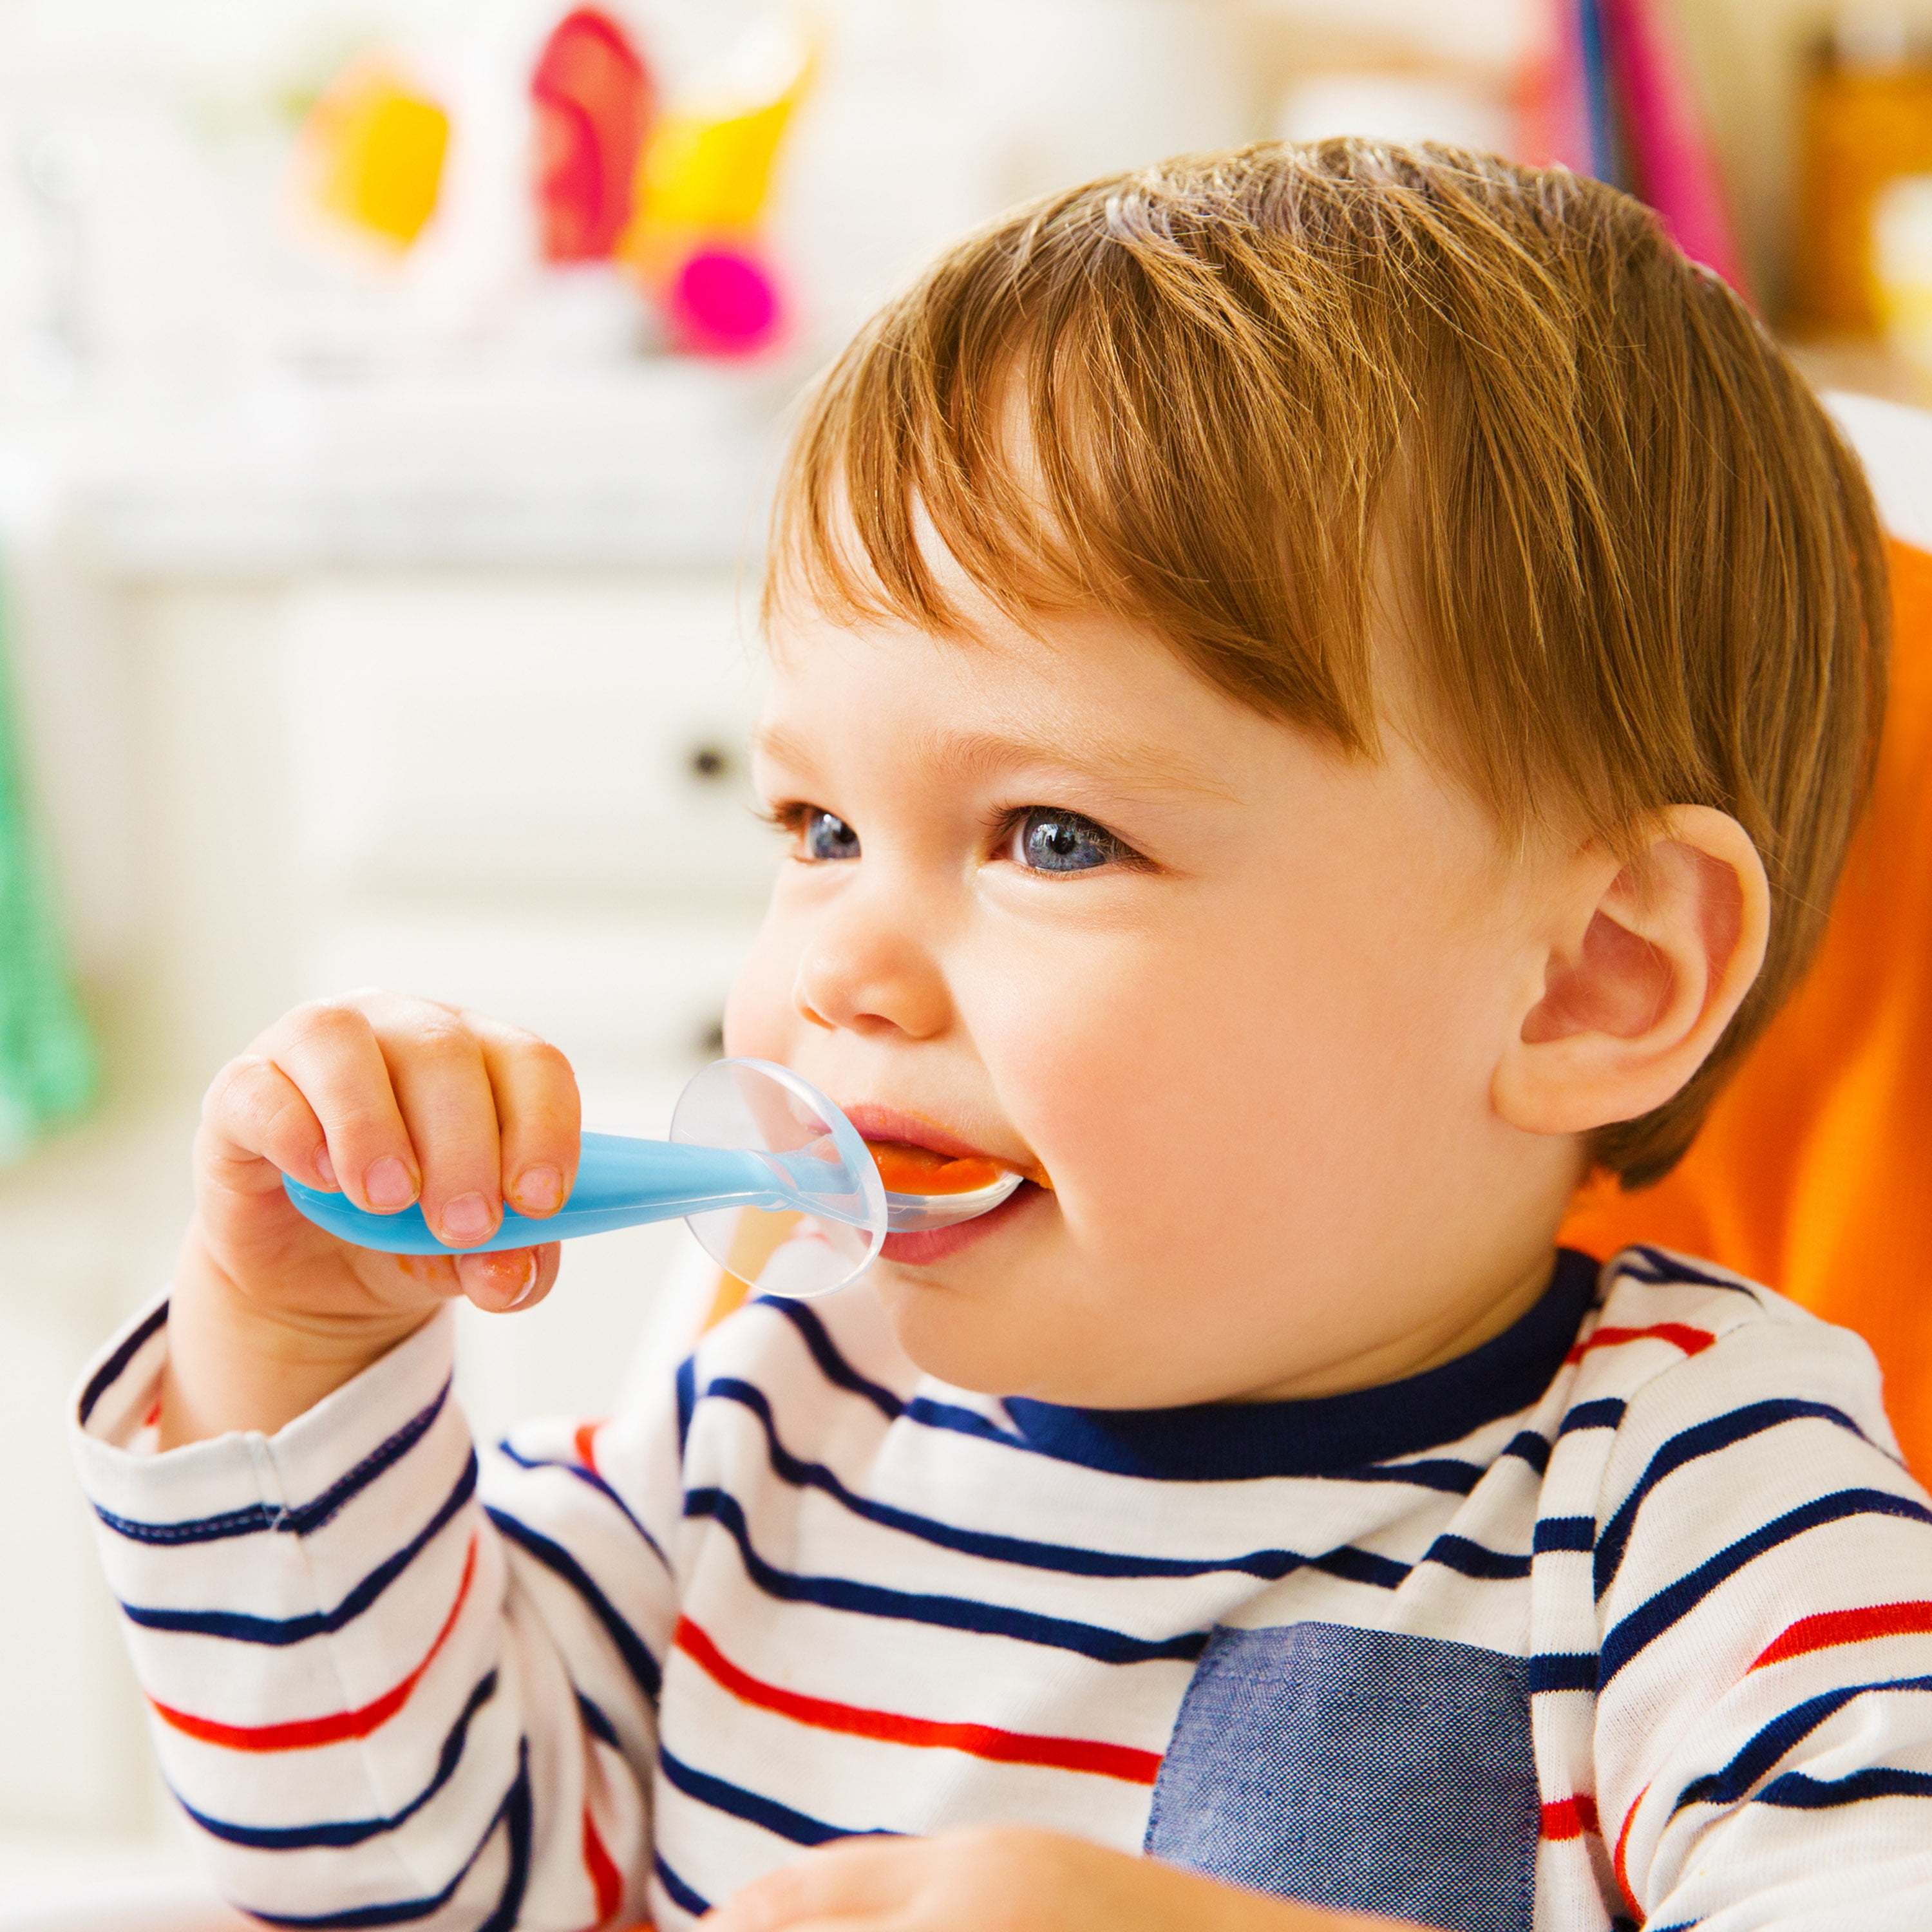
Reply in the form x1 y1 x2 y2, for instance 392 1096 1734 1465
202 1055 335 1192
711 1842 916 1931
372 1003 504 1248
469 1016 581 1219
455 1241 561 1314
262 1001 421 1215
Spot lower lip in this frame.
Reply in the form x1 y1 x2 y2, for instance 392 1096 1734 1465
879 1182 1043 1265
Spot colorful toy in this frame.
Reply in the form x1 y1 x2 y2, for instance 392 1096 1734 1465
283 1057 1025 1298
617 20 814 355
663 243 782 355
299 57 450 249
531 6 656 262
292 11 810 354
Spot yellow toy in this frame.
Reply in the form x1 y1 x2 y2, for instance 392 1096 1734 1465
299 57 450 250
616 18 813 349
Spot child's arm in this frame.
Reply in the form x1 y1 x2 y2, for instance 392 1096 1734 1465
1589 1302 1932 1924
71 992 671 1929
160 989 583 1445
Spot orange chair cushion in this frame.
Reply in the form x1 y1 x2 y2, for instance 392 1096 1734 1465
1564 540 1932 1475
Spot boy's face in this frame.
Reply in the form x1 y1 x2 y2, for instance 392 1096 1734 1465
728 596 1582 1408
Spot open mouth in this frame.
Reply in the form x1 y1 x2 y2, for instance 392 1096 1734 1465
835 1101 1050 1264
876 1180 1044 1264
837 1102 1048 1188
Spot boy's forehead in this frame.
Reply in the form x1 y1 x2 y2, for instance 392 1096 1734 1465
759 602 1280 795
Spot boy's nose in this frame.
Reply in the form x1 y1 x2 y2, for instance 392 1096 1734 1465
792 897 952 1041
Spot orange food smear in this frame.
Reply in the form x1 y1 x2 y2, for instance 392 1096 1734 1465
866 1141 1005 1196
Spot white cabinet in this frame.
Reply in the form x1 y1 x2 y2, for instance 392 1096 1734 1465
0 366 790 1846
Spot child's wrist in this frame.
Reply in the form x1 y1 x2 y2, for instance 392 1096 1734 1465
157 1234 433 1448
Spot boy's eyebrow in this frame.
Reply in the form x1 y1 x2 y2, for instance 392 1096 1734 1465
751 720 1241 802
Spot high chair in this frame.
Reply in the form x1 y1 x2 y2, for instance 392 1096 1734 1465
1563 393 1932 1479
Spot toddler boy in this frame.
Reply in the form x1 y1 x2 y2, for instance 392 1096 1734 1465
73 142 1932 1931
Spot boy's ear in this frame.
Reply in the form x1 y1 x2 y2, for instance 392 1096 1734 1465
1494 806 1771 1139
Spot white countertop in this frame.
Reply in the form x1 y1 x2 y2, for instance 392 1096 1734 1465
0 357 800 576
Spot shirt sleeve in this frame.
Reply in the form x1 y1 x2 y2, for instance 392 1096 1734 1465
1589 1294 1932 1929
69 1293 685 1931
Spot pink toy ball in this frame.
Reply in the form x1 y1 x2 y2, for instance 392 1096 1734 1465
667 244 784 356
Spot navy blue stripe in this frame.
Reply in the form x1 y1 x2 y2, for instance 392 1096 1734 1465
1672 1672 1932 1812
763 1298 905 1421
97 1381 453 1548
904 1395 1023 1448
675 1355 697 1458
1311 1546 1410 1591
659 1746 880 1848
1327 1459 1483 1496
477 1758 534 1932
494 1439 671 1572
655 1852 711 1918
577 1692 620 1749
178 1672 498 1850
1602 1490 1932 1687
1503 1430 1551 1475
1535 1516 1596 1555
1424 1533 1531 1580
251 1743 529 1928
902 1401 1486 1497
1759 1766 1932 1808
1618 1245 1756 1294
704 1375 1316 1583
1530 1652 1598 1694
1594 1400 1869 1599
984 1250 1600 1481
686 1485 1208 1665
120 1454 476 1645
486 1506 663 1701
78 1299 169 1426
1560 1398 1626 1435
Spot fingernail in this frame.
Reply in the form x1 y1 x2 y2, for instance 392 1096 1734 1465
440 1191 494 1243
314 1146 336 1188
513 1164 564 1215
507 1254 540 1309
365 1156 416 1210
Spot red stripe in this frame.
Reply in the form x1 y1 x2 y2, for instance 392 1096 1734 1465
1752 1600 1932 1671
1566 1322 1714 1367
1540 1793 1601 1840
582 1806 623 1926
150 1533 478 1753
1613 1781 1647 1917
674 1618 1162 1786
143 1399 162 1429
574 1421 603 1477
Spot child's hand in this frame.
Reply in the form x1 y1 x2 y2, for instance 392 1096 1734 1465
702 1828 1404 1932
161 990 580 1447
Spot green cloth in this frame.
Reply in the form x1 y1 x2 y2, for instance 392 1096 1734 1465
0 578 95 1158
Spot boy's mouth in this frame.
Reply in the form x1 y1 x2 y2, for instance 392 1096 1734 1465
835 1102 1048 1188
834 1100 1051 1265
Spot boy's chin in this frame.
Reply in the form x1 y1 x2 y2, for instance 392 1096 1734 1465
868 1214 1133 1405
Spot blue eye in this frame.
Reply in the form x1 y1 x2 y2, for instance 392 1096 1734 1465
802 809 860 862
1014 808 1125 873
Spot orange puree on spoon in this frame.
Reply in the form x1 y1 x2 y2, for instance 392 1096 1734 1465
865 1141 1007 1196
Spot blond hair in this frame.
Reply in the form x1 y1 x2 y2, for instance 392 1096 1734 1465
767 140 1889 1188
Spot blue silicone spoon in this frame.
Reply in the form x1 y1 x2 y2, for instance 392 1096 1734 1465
282 1056 1022 1296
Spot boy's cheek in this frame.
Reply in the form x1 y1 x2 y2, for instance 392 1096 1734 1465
721 920 804 1064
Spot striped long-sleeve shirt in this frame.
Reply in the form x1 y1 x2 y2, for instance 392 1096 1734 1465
70 1245 1932 1931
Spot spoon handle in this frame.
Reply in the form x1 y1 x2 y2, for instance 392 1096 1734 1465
282 1133 786 1256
